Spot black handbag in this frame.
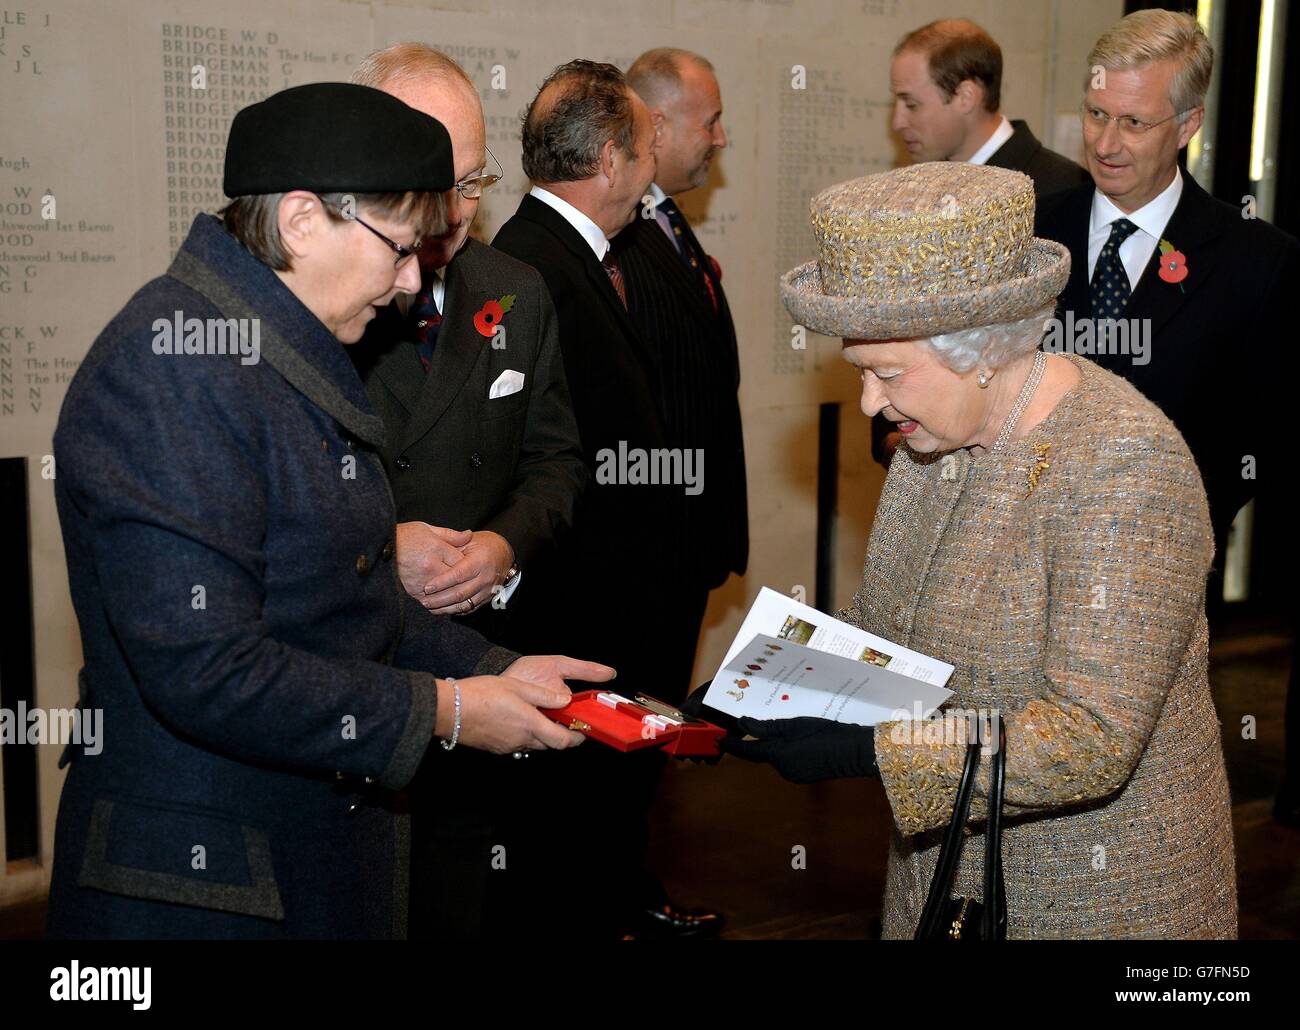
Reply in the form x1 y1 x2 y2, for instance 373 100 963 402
914 718 1007 940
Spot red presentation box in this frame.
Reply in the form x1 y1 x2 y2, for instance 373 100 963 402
545 691 726 757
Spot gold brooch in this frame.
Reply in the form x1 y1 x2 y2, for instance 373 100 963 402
1026 443 1051 495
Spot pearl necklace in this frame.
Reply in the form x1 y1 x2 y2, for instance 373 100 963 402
990 350 1047 455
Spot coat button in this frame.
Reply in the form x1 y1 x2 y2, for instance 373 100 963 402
382 540 394 561
347 800 362 814
395 455 411 471
321 439 329 452
334 771 346 781
356 554 372 575
470 452 483 467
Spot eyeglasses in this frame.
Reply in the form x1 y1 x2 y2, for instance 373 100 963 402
346 210 423 268
1080 102 1196 139
453 145 503 199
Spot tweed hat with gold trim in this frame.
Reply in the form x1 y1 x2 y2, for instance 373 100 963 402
780 162 1070 340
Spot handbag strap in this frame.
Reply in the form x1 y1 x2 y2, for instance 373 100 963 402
980 718 1008 939
915 738 981 938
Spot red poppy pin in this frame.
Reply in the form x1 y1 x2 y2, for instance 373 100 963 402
1157 239 1188 290
473 294 515 337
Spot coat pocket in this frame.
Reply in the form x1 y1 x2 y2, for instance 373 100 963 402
77 797 285 921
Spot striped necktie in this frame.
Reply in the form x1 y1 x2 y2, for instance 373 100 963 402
658 197 718 312
602 249 628 309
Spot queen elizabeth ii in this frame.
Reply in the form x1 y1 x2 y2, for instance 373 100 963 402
723 162 1236 939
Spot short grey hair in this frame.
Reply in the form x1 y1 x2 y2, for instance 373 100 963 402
219 190 447 271
918 305 1053 373
351 41 477 94
1087 9 1214 122
626 47 715 107
521 60 638 184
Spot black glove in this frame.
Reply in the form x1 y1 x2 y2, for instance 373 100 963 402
679 682 713 720
721 717 879 784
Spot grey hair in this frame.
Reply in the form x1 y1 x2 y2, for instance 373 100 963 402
521 60 639 184
219 190 447 271
918 305 1053 373
1086 9 1214 123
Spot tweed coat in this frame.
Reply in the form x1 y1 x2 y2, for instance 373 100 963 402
840 354 1236 939
46 214 517 939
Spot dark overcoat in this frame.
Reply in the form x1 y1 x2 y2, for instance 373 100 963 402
45 214 515 940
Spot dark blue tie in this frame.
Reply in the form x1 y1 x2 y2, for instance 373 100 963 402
1090 217 1139 319
658 197 718 312
408 284 442 372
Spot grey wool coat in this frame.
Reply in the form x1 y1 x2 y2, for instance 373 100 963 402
841 355 1236 939
45 214 517 940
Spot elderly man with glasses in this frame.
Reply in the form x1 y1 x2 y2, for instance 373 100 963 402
1036 9 1299 583
348 44 588 940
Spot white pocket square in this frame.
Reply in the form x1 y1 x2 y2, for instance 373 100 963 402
489 369 526 399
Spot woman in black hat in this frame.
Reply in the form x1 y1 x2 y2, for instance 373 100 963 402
45 84 611 940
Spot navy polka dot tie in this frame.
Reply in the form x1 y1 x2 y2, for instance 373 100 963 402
1089 217 1139 319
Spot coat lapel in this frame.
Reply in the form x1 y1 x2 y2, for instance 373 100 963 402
986 120 1040 172
1054 187 1095 318
168 244 387 449
1124 172 1226 338
631 214 717 323
399 252 492 450
370 303 426 416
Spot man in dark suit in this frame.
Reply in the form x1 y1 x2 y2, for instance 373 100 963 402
890 19 1090 198
620 47 748 699
876 17 1092 461
1034 9 1298 570
493 59 720 939
348 46 588 940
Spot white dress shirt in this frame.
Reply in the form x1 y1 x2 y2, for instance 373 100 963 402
646 180 682 253
1086 169 1183 289
967 115 1015 166
528 184 610 260
427 263 446 313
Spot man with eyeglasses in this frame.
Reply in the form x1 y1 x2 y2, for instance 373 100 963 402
347 44 588 941
1037 9 1298 581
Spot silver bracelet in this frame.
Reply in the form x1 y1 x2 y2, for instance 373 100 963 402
440 678 461 751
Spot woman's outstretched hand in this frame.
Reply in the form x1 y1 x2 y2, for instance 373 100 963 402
722 717 879 784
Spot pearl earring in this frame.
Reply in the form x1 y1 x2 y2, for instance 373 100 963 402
977 371 990 388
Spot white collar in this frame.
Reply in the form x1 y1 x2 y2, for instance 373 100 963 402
647 181 670 206
529 184 610 260
1089 167 1183 241
967 115 1014 166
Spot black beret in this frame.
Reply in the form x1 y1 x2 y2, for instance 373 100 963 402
223 82 455 197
